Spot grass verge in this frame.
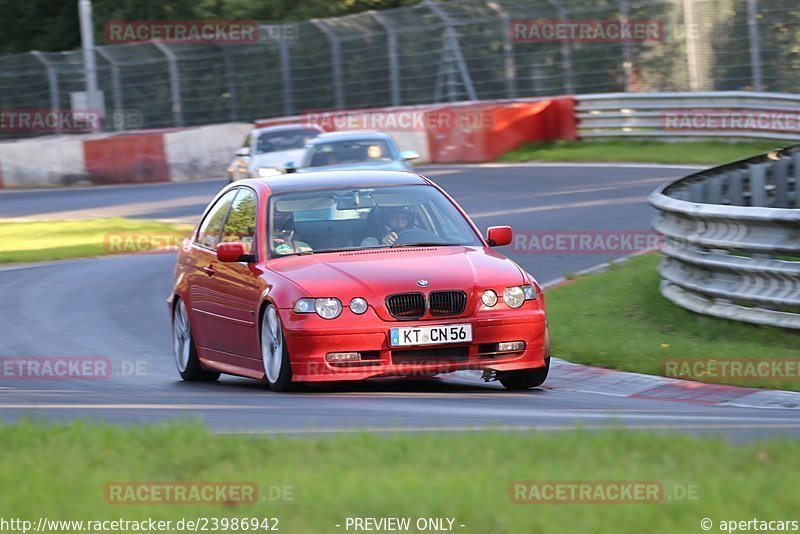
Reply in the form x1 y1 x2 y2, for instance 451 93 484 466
498 140 782 165
1 420 798 532
546 253 800 390
0 218 192 264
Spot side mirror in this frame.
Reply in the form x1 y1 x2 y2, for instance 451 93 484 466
217 242 249 262
285 161 297 174
235 147 250 158
399 150 420 161
486 226 512 247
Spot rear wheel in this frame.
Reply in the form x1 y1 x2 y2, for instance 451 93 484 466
172 299 220 382
261 304 295 392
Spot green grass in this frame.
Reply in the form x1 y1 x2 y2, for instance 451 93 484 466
1 420 798 533
0 218 193 264
498 140 782 165
546 253 800 390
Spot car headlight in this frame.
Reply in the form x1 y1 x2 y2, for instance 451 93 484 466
349 297 368 315
481 289 498 307
294 298 316 314
314 298 342 319
256 167 282 177
503 285 537 308
294 298 342 319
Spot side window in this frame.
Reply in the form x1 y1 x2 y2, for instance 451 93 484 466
221 188 258 255
196 190 237 250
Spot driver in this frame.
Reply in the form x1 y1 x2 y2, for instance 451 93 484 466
361 205 414 247
272 210 313 255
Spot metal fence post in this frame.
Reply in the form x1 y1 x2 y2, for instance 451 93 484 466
311 19 345 109
682 0 701 91
371 11 401 107
746 0 764 91
30 51 61 133
487 1 516 99
278 40 295 116
95 47 123 130
217 45 239 122
619 0 634 92
426 0 478 101
544 0 574 94
154 42 183 127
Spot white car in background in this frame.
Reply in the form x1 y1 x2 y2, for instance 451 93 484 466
227 124 324 182
291 131 419 173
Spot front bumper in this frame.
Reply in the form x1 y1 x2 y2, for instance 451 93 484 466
279 307 548 382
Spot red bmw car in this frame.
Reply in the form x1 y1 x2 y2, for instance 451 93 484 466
169 171 550 391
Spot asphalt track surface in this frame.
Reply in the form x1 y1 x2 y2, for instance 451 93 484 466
1 163 798 440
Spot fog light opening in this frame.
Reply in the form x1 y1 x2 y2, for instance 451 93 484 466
498 341 525 352
478 341 526 358
325 352 362 363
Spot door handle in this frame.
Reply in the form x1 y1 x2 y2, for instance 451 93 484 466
203 266 216 276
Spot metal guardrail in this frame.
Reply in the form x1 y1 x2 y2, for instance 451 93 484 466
578 92 800 141
649 145 800 330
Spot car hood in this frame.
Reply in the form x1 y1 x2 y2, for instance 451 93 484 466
296 161 407 173
249 149 305 171
268 246 525 316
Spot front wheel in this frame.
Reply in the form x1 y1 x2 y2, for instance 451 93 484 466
498 357 550 390
172 299 220 382
261 304 294 392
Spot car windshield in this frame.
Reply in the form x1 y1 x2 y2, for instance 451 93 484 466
303 139 393 168
254 128 320 155
268 185 482 257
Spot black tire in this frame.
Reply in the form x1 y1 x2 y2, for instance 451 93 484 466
499 325 551 390
499 357 550 390
261 304 295 392
172 299 220 382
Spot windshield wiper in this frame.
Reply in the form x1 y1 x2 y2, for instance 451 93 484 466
390 242 456 248
275 249 314 257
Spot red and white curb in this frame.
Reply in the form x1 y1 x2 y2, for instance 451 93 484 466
548 358 800 410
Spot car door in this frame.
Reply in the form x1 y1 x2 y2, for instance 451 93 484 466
205 187 265 361
185 189 237 357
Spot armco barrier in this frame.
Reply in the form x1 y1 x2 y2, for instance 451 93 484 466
649 145 800 330
578 91 800 141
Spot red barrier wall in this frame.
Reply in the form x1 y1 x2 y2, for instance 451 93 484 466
426 97 577 163
84 132 170 184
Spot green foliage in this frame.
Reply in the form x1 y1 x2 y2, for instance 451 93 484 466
498 140 784 165
1 420 800 532
0 0 422 55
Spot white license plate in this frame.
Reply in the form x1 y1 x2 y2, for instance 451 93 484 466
390 324 472 347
